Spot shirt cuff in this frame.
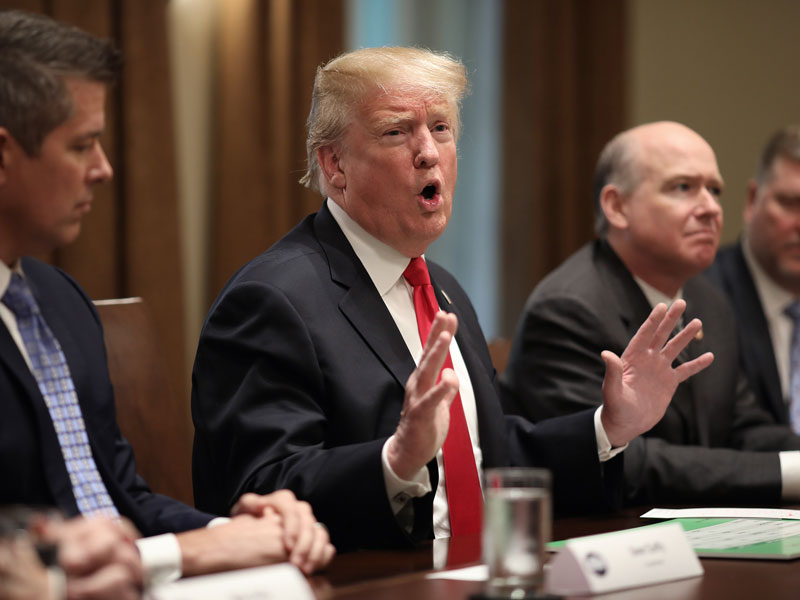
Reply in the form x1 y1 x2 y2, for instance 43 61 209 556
779 451 800 500
595 406 627 462
381 436 432 515
136 533 182 586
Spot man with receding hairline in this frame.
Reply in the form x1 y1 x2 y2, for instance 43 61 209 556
503 121 800 506
192 52 712 551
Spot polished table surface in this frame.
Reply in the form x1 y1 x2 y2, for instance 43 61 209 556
310 508 800 599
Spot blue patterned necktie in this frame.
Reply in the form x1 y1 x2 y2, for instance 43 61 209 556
2 273 118 518
784 301 800 434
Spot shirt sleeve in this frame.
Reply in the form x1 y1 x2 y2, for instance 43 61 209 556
595 406 627 462
136 533 182 586
780 450 800 500
381 435 432 515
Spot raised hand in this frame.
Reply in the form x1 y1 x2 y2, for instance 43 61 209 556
385 311 460 481
600 300 714 447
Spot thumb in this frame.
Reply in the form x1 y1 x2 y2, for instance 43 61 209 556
601 350 623 396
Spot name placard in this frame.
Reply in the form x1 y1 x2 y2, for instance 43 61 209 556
546 522 703 596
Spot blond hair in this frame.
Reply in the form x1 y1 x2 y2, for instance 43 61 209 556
300 46 468 194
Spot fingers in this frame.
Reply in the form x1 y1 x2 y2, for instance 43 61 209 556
53 518 143 589
295 523 335 575
66 563 140 600
649 299 687 351
305 524 335 574
661 317 701 362
283 501 316 572
674 351 715 381
600 350 622 390
623 302 668 356
230 492 270 517
242 490 310 559
415 312 457 391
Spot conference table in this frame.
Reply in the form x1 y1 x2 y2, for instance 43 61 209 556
309 507 800 599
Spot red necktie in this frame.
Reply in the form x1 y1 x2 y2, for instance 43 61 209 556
403 257 482 536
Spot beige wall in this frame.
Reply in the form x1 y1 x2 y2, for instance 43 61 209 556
168 0 216 375
627 0 800 243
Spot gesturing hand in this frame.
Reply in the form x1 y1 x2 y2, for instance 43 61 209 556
386 311 460 481
600 300 714 447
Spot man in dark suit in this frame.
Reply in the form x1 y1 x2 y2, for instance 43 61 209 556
191 49 711 552
502 121 800 506
0 10 332 596
706 125 800 430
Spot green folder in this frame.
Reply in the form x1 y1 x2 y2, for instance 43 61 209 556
549 518 800 560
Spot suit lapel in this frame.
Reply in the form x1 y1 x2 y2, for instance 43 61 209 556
681 284 710 445
728 246 785 422
313 204 417 389
595 241 652 340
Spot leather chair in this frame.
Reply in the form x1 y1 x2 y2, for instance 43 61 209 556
94 297 194 506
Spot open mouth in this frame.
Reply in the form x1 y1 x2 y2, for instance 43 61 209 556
421 184 437 200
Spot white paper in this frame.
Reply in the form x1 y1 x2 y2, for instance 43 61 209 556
146 564 314 600
642 507 800 520
425 565 488 581
683 518 800 549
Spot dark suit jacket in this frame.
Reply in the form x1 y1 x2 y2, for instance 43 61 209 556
501 239 800 505
192 203 622 552
704 242 787 425
0 257 214 536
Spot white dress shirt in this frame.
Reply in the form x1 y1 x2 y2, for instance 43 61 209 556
633 272 800 501
327 198 619 538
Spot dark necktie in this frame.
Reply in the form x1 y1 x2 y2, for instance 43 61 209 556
2 273 118 518
784 301 800 433
403 257 482 536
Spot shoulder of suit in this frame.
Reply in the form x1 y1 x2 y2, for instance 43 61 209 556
528 241 611 303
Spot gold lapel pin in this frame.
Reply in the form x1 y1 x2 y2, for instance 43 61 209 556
441 289 453 305
695 328 704 341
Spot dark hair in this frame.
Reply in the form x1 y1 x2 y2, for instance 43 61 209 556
592 130 639 237
755 125 800 187
0 10 122 155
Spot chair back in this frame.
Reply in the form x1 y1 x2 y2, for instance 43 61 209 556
94 297 194 505
488 338 512 375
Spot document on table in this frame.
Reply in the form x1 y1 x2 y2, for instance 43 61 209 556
146 564 315 600
641 508 800 560
549 508 800 560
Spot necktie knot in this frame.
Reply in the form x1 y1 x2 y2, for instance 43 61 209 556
2 273 39 319
786 301 800 323
403 257 431 287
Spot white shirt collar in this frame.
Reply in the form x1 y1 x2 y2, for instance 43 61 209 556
742 235 797 319
326 198 415 295
633 274 683 308
0 259 23 300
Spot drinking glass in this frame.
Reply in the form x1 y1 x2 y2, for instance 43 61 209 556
482 468 552 599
